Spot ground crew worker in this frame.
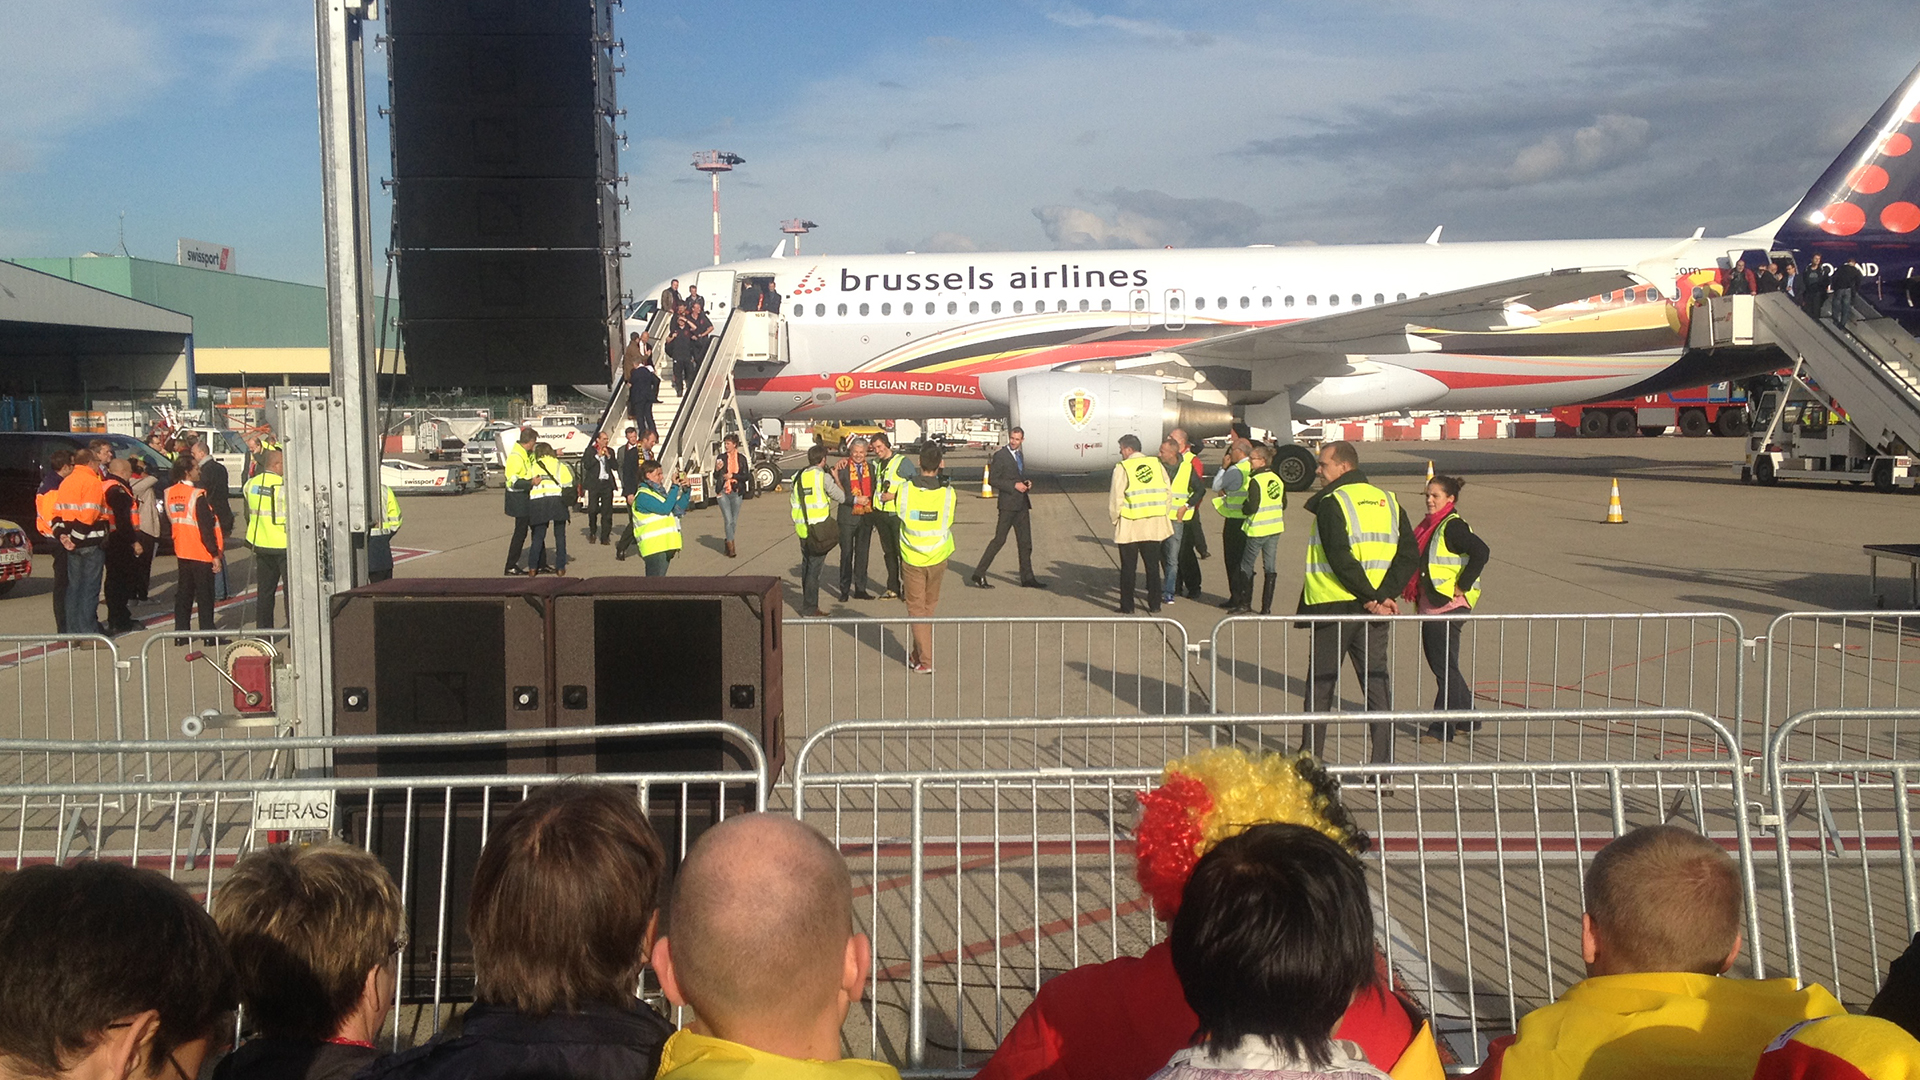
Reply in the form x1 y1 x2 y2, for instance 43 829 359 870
1409 473 1490 743
36 449 75 633
243 449 287 627
167 456 223 644
1298 440 1420 764
367 484 401 582
788 443 845 616
1234 443 1287 615
1211 440 1253 610
100 457 145 635
1169 429 1208 603
1109 434 1172 614
51 439 112 637
502 426 538 575
896 442 956 673
630 458 691 577
869 433 916 599
526 442 573 575
1157 438 1190 607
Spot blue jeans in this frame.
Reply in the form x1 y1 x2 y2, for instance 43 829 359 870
1240 532 1280 579
1161 519 1186 600
719 492 743 543
66 545 104 635
643 551 674 576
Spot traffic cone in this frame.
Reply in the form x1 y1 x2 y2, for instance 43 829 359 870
1426 459 1435 483
1602 478 1627 524
980 464 995 498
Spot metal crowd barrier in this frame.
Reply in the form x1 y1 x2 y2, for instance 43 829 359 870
0 634 127 787
1207 613 1747 761
1761 611 1920 760
791 710 1757 1075
785 616 1194 740
1765 706 1920 1008
0 722 768 1044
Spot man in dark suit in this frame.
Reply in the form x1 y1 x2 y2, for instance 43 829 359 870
191 440 234 599
613 427 643 560
970 427 1045 589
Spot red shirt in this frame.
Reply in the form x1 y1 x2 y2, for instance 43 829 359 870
974 941 1418 1080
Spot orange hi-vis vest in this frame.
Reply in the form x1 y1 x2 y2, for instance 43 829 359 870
103 474 139 532
53 467 109 545
166 482 223 563
34 483 59 536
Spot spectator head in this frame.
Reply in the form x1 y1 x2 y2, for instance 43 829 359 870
652 815 867 1061
625 427 638 443
847 438 867 464
189 439 209 463
723 433 740 449
1249 443 1273 467
1117 433 1142 456
107 457 132 480
1159 438 1179 466
642 459 664 485
48 448 73 475
1169 824 1375 1069
265 450 283 475
807 443 828 467
919 441 943 472
1170 427 1190 451
1582 824 1742 978
639 430 658 450
869 432 891 453
1231 421 1252 441
0 862 237 1080
88 440 114 468
518 427 537 447
1426 474 1464 506
172 456 198 485
213 842 403 1043
1316 441 1359 485
534 441 555 460
629 332 641 343
1007 427 1024 451
468 784 667 1015
670 278 679 288
594 431 609 447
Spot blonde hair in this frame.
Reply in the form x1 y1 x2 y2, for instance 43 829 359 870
1585 825 1742 975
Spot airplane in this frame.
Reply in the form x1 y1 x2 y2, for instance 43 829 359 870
627 59 1920 486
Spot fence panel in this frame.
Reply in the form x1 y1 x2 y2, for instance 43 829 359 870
792 710 1756 1076
0 722 767 1047
1762 612 1920 761
1207 613 1747 765
1766 707 1920 1008
784 616 1192 740
0 634 127 787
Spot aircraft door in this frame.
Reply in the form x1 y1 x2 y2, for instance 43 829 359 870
696 270 737 319
1129 288 1152 330
1164 288 1186 330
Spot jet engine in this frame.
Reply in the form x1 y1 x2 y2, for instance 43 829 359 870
1007 371 1231 473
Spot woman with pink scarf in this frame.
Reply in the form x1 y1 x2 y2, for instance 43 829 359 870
1404 474 1490 742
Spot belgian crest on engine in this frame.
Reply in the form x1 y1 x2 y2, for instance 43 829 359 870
1063 388 1095 429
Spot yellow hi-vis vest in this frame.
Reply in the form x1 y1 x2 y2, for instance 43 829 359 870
1169 451 1198 520
1211 459 1253 519
897 482 956 566
1244 470 1287 538
1119 456 1170 519
371 486 402 537
790 466 832 536
243 471 287 549
876 454 912 514
631 484 684 557
1425 511 1479 608
1302 482 1401 605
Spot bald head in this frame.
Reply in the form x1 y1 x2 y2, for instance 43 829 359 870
661 815 860 1044
106 457 132 480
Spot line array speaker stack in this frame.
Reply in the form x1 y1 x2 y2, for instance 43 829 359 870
387 0 624 386
329 576 782 999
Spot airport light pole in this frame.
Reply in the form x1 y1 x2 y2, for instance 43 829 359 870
693 150 745 265
781 218 818 255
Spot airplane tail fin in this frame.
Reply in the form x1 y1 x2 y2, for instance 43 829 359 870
1774 59 1920 309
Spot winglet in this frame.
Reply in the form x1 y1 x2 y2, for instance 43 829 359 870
1424 226 1443 246
1630 229 1706 286
770 239 788 259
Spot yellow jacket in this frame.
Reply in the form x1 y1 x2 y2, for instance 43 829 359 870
655 1030 901 1080
1473 972 1845 1080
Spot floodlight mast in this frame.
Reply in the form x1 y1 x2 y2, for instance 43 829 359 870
692 150 745 265
780 218 818 255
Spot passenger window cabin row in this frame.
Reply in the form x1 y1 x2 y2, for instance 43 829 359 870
785 284 1664 320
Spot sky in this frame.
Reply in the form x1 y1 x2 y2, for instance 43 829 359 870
4 1 1920 293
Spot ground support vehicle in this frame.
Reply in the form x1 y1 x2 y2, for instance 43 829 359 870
1556 384 1750 438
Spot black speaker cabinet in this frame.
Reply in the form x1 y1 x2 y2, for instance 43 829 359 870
550 577 785 779
329 578 566 777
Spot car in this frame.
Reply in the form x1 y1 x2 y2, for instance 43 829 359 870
0 432 172 548
380 458 468 494
810 420 887 450
0 518 29 596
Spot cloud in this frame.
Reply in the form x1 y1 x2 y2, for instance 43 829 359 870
1044 3 1213 46
1035 189 1263 249
1446 113 1652 189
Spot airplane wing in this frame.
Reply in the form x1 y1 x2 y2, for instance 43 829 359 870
1173 266 1648 367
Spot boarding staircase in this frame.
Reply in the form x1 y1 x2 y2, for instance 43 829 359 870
593 306 781 499
1692 292 1920 460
